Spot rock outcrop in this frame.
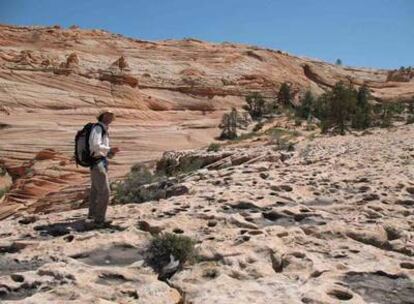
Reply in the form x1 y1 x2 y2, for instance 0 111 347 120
0 149 88 220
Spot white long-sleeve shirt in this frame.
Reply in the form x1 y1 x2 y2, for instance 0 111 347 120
89 122 110 158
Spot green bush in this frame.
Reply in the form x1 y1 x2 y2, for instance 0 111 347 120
270 134 295 151
406 115 414 125
207 143 221 152
265 127 291 138
308 82 377 134
0 166 6 177
155 157 179 176
0 187 8 199
277 82 293 107
375 103 402 128
219 108 238 139
407 102 414 114
243 93 266 120
146 233 196 275
295 90 314 119
177 158 203 174
113 164 166 204
267 128 296 151
253 122 264 132
351 84 372 129
156 156 203 177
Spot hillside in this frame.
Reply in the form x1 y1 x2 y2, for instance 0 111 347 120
0 24 413 223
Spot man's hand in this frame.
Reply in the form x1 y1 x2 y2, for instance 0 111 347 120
108 147 120 159
111 147 120 154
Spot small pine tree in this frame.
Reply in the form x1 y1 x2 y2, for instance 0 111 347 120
243 92 266 120
312 91 331 132
335 58 342 66
329 82 357 134
352 84 372 129
312 81 360 134
380 104 393 128
296 91 314 119
277 82 293 107
219 108 238 139
408 102 414 114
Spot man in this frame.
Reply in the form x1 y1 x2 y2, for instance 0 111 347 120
88 110 120 227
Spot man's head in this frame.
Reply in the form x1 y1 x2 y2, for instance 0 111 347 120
97 110 115 125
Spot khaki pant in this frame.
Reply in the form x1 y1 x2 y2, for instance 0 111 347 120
88 161 110 223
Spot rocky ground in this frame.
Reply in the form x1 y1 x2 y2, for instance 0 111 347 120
1 124 413 303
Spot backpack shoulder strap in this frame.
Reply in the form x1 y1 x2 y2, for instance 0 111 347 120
93 123 107 136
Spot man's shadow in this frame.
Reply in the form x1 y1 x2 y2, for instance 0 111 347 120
34 219 124 237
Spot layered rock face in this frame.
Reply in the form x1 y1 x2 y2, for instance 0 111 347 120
0 124 413 303
1 24 413 112
1 24 414 217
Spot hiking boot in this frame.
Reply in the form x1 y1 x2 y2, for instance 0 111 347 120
93 219 113 229
84 218 97 229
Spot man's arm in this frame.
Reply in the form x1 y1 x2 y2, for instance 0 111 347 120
89 126 110 157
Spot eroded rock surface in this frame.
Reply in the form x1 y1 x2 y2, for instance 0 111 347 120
1 125 413 303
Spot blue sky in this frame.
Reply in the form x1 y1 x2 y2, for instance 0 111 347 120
0 0 413 69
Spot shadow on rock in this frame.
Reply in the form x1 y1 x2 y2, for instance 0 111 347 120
34 219 125 237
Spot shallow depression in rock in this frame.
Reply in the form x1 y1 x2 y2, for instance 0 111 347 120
343 271 414 304
71 244 143 266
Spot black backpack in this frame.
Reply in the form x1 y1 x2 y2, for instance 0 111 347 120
74 123 106 167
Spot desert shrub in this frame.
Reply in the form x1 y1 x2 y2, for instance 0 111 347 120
219 108 238 139
265 100 279 115
374 103 402 128
207 143 221 152
335 58 342 66
392 102 406 114
113 164 165 204
297 82 383 134
327 82 357 134
267 128 296 151
176 158 203 175
265 127 292 138
386 66 414 82
406 115 414 124
0 187 8 199
294 118 302 126
202 268 220 279
253 122 264 132
277 82 293 107
156 157 203 177
407 102 414 114
311 82 373 134
146 232 196 275
269 132 295 151
351 84 372 129
243 92 266 120
0 166 6 176
155 157 179 176
295 91 314 119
